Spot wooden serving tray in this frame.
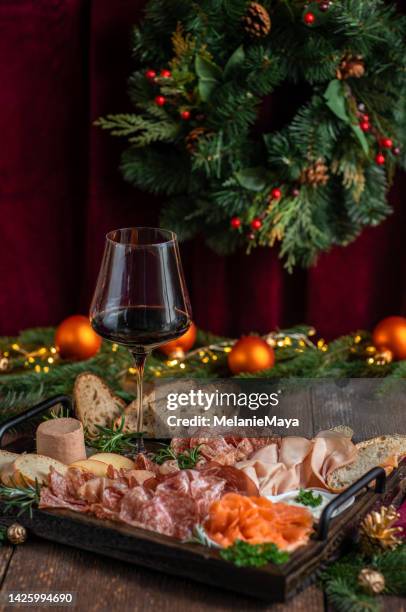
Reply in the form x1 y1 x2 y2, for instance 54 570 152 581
1 396 405 603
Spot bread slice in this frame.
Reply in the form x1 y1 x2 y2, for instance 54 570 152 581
90 453 134 470
74 373 126 439
14 454 68 486
0 450 19 485
0 450 19 470
113 398 156 438
327 435 406 492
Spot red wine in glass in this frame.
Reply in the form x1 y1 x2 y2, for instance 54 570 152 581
90 228 192 452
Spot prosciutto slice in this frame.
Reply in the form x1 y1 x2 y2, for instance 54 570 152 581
236 432 357 495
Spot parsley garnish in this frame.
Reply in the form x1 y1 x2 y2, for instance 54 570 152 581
295 489 323 508
220 540 290 567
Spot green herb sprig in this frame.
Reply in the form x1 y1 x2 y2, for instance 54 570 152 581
150 444 202 469
0 478 41 517
220 540 290 568
295 489 323 508
88 415 145 454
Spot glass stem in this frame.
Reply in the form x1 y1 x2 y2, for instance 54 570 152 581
131 350 148 453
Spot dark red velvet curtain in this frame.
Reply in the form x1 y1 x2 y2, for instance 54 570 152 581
1 0 405 339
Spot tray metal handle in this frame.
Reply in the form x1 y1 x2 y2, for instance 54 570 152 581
0 395 73 447
317 466 386 541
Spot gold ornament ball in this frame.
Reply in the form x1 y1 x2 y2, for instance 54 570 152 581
160 322 197 358
7 523 27 545
55 315 102 361
358 568 385 595
228 336 275 375
372 316 406 360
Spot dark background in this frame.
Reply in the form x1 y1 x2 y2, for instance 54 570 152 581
1 0 405 339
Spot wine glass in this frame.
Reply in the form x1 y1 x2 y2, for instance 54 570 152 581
89 227 192 452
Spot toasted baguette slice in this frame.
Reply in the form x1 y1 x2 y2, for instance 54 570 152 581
0 450 20 485
69 459 109 477
0 450 19 470
327 435 406 492
74 373 126 439
113 398 155 438
90 453 134 471
14 454 68 486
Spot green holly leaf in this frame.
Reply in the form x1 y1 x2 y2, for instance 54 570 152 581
324 80 369 156
235 167 268 191
351 124 369 156
224 45 245 78
195 55 222 101
324 79 349 123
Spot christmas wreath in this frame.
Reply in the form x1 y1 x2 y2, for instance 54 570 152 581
97 0 406 270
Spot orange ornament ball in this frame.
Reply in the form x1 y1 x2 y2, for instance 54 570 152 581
160 322 197 357
228 336 275 375
55 315 102 361
372 316 406 360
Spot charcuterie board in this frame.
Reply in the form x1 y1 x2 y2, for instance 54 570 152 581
1 397 405 603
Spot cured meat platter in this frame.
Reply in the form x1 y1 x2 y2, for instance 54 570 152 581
0 395 405 603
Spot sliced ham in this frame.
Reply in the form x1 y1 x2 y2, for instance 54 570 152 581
237 434 357 495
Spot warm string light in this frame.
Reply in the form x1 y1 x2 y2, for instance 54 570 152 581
0 328 391 380
146 328 326 377
0 343 60 374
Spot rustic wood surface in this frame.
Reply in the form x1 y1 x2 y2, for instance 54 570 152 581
0 390 405 611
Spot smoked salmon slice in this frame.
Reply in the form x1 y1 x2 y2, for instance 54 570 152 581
204 493 313 551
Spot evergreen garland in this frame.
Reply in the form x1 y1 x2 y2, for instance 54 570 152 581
96 0 406 270
1 324 406 422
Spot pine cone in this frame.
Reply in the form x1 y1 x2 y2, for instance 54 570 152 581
242 3 271 38
336 54 365 80
358 568 385 595
300 159 329 186
185 126 212 153
359 505 403 556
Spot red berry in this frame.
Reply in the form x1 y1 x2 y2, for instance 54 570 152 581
319 1 330 11
271 187 282 200
360 121 370 132
145 69 156 80
304 11 315 25
362 114 370 122
375 152 385 165
155 95 166 106
380 137 393 149
230 217 241 229
251 218 262 230
160 69 171 78
180 110 191 120
247 232 256 241
393 146 401 156
291 188 300 197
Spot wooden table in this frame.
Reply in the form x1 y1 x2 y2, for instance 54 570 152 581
0 383 405 611
0 538 404 612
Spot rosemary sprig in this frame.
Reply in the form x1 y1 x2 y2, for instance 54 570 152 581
295 489 323 508
220 540 290 568
42 405 71 420
88 415 145 454
150 444 202 469
0 478 41 517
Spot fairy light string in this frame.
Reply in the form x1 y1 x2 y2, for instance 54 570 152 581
0 328 392 380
